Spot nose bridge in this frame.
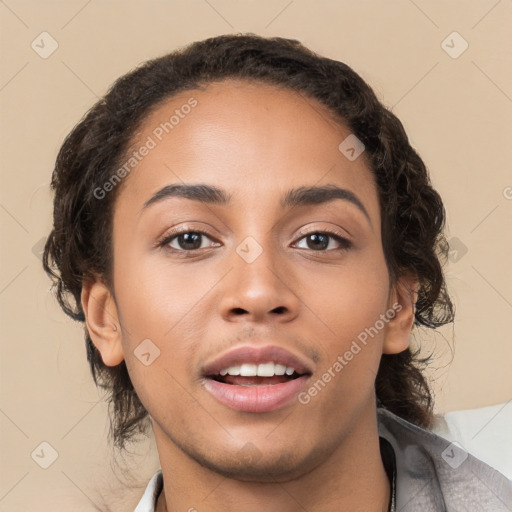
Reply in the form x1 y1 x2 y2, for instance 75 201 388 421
220 231 299 321
236 233 281 288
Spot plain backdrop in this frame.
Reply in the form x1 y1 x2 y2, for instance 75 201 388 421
1 1 511 510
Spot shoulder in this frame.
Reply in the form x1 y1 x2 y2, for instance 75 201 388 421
377 407 512 511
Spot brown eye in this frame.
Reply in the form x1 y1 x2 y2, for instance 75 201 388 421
295 231 352 252
172 232 203 250
159 230 219 252
303 233 329 250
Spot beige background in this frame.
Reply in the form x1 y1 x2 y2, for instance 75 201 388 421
1 1 511 510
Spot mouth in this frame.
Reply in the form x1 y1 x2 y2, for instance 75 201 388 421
210 362 303 386
202 346 313 413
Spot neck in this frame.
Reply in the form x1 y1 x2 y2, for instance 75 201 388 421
155 402 390 512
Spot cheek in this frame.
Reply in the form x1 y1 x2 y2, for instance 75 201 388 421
299 250 390 347
113 240 202 337
297 261 390 427
295 248 390 414
112 250 211 385
113 252 205 420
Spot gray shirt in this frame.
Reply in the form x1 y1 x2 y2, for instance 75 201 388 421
378 407 511 511
134 407 512 511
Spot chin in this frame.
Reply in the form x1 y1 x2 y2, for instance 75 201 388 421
189 445 325 483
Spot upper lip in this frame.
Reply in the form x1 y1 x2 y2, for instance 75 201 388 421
202 345 314 377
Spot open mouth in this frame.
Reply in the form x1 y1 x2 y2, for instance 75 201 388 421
209 362 304 387
202 346 313 412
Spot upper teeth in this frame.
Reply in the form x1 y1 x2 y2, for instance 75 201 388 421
219 362 296 377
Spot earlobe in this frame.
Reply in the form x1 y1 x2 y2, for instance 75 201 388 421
81 278 125 366
382 273 419 355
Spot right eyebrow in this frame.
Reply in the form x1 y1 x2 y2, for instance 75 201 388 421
141 184 231 213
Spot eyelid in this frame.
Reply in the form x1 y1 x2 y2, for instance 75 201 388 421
155 225 219 250
156 224 353 252
295 225 348 237
293 225 352 243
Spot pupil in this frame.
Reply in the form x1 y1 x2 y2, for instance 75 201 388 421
308 233 328 250
180 232 201 250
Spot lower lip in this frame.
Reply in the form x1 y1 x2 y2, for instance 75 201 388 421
204 376 309 413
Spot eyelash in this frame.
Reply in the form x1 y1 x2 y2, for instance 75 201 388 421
295 227 352 252
157 227 352 256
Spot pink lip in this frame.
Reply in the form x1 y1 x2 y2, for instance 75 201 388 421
201 345 313 413
204 376 310 413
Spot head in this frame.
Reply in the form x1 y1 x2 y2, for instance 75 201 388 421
43 34 454 471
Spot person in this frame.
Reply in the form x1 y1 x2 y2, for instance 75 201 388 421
42 33 512 511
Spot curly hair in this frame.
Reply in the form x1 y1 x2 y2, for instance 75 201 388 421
43 33 454 450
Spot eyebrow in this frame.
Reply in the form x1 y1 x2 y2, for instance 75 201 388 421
141 183 370 222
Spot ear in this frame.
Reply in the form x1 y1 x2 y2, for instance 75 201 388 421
81 278 124 366
382 272 419 355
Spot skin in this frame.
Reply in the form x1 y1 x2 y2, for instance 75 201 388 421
81 80 417 512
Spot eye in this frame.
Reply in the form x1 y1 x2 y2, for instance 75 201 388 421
157 228 352 254
159 229 220 252
294 230 352 252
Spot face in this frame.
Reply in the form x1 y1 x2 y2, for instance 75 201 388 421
91 80 411 481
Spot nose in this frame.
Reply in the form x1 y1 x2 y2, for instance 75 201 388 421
219 242 300 324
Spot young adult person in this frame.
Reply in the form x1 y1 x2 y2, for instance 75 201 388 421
43 33 512 511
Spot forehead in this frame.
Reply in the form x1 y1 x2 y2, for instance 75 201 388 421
116 79 378 218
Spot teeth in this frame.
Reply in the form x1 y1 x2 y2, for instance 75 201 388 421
218 362 297 377
257 362 275 377
274 364 287 376
240 364 258 377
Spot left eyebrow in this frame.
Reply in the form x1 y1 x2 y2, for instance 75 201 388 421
280 184 370 222
140 182 370 224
